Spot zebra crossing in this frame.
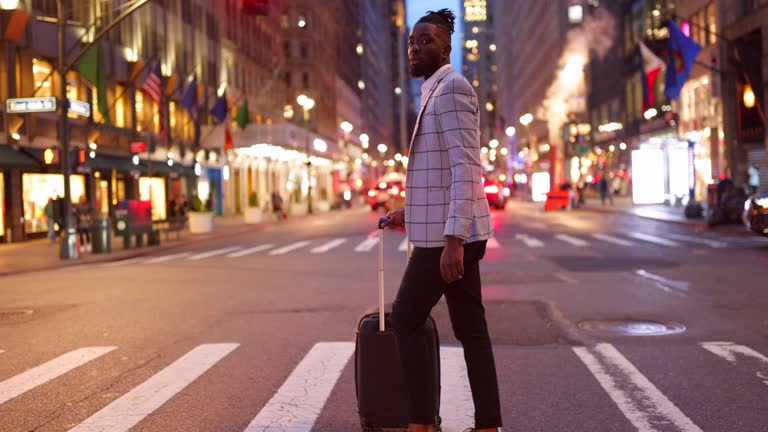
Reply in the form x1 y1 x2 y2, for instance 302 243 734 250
1 341 766 431
98 230 739 267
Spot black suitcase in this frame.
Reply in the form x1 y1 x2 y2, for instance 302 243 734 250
354 217 441 431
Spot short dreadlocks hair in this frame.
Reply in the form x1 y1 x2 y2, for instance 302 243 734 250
416 8 456 37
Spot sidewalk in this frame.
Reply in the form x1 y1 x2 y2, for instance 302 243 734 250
575 195 708 227
0 211 324 277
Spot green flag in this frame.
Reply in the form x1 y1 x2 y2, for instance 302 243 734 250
76 42 110 124
234 99 251 130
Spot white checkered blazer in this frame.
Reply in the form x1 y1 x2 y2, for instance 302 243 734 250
405 65 493 248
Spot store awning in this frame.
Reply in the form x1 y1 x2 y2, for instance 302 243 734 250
0 144 39 169
85 154 140 172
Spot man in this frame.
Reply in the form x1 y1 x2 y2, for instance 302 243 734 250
382 9 502 432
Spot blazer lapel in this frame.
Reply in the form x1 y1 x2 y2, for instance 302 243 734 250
407 67 453 156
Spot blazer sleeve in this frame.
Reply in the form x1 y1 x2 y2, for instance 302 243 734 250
437 77 481 241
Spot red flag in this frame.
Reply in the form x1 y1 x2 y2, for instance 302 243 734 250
225 127 233 150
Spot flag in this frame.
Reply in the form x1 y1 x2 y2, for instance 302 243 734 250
210 91 228 123
665 19 702 100
234 99 251 130
225 127 233 150
141 62 165 138
76 42 110 124
180 75 197 118
638 41 664 111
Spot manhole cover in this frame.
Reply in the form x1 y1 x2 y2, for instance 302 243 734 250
578 320 686 336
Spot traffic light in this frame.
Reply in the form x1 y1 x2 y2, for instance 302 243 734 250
77 148 87 165
242 0 268 16
43 147 59 165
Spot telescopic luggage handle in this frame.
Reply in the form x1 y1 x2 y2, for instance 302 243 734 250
377 217 389 332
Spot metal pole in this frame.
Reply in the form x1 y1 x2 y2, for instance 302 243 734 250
302 107 312 214
58 0 77 259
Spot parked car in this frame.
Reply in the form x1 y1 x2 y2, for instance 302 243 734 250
368 180 405 211
484 179 507 210
743 192 768 237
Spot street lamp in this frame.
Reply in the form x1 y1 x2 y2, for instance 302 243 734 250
359 133 370 149
505 126 516 137
520 113 533 126
297 94 315 213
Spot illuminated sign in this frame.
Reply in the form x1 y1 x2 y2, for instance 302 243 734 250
7 97 56 113
130 142 147 153
68 99 91 117
631 149 665 204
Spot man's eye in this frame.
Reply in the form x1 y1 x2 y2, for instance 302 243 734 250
420 39 429 45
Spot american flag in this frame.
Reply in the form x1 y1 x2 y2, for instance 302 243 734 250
142 62 165 138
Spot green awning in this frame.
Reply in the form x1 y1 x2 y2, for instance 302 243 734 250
0 145 38 169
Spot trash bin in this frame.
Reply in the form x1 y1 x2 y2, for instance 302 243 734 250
91 217 112 254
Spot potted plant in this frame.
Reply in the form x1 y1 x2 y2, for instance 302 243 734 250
188 194 214 233
244 191 263 224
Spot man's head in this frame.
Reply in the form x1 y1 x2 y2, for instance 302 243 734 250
408 8 455 79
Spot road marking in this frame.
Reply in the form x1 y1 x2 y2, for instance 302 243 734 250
573 343 703 432
486 237 501 249
591 233 636 247
665 233 728 248
269 241 312 255
439 346 475 430
0 347 117 405
398 237 409 251
354 232 379 252
227 244 275 258
628 232 682 247
70 343 238 432
100 257 144 267
515 234 544 248
635 269 690 297
311 238 348 253
144 252 190 264
188 246 243 260
554 273 578 284
243 342 354 432
700 342 768 388
555 234 590 247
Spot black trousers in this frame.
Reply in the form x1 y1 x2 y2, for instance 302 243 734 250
391 240 502 428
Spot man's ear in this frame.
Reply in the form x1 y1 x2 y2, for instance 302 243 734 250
442 44 452 63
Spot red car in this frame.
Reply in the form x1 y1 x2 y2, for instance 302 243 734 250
484 179 507 210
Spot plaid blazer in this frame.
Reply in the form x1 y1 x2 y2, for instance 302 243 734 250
405 65 493 248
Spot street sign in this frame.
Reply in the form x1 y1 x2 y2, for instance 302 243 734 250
68 99 90 117
6 97 56 113
130 142 147 153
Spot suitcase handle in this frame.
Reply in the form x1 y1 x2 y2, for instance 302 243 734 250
377 218 388 332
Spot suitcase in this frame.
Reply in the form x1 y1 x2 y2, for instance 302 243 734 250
355 217 441 431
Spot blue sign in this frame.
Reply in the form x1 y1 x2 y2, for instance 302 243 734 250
68 99 90 117
6 97 56 113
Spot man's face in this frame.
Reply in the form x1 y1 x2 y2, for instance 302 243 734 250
408 22 450 78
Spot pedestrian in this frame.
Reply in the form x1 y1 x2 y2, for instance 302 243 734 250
599 174 613 206
382 9 502 432
75 196 93 253
271 190 286 220
748 164 760 195
44 197 56 243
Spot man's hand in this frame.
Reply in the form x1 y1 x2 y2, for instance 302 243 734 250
382 209 405 229
441 236 464 283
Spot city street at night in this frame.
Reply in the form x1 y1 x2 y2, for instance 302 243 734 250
1 205 768 431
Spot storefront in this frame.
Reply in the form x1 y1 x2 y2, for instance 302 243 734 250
22 173 86 234
630 138 693 205
0 172 5 237
138 176 167 221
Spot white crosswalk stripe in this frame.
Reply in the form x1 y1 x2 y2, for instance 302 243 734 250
354 232 380 252
0 347 116 405
628 232 682 247
100 257 144 267
591 233 636 247
700 342 768 387
573 343 703 431
515 233 544 247
665 233 728 248
439 347 474 431
70 343 239 432
555 234 590 247
243 342 354 431
144 252 190 264
188 246 243 260
227 244 275 258
269 240 312 255
311 238 348 254
486 237 501 249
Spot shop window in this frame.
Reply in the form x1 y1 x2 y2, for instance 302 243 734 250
139 177 167 221
169 101 177 129
32 58 54 97
22 173 86 234
135 91 145 131
115 84 128 128
706 3 717 46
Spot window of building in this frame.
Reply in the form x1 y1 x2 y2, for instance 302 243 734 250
302 72 309 89
114 84 128 128
281 13 289 28
135 91 145 131
22 173 86 234
285 71 291 88
32 58 54 97
284 41 291 59
300 43 308 60
707 3 717 45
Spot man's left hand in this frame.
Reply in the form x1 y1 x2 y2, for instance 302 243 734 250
441 236 464 283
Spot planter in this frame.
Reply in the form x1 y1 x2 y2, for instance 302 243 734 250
290 202 308 216
244 207 264 224
315 200 331 212
188 211 214 233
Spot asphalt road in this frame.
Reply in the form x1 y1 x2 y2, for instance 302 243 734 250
1 202 767 432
